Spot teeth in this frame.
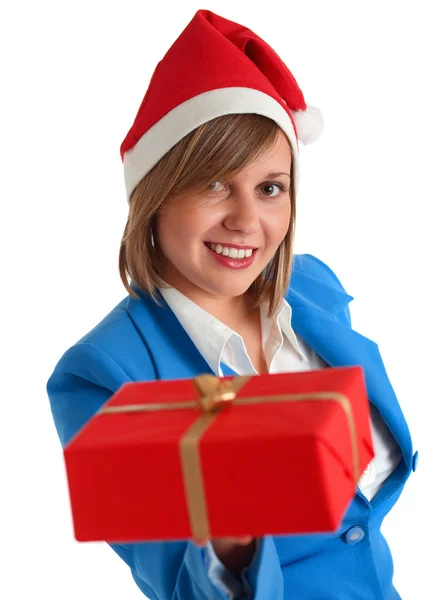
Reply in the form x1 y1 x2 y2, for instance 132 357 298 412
208 243 254 258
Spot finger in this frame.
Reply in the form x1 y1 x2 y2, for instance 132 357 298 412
233 536 254 545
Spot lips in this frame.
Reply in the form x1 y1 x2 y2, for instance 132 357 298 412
205 241 257 270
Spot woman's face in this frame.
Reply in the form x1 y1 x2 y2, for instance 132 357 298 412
155 131 292 304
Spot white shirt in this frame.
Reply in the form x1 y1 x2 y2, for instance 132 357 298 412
159 285 402 599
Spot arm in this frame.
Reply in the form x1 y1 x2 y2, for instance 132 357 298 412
47 341 284 600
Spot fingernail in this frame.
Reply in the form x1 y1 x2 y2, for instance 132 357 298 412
238 536 253 544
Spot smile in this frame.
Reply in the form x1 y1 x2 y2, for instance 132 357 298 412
204 242 255 258
204 242 258 270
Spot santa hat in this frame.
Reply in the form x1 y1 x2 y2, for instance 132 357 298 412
120 8 324 201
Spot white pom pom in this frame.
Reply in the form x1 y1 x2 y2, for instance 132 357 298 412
291 104 324 145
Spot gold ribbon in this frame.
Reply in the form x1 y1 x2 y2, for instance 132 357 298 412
99 375 360 540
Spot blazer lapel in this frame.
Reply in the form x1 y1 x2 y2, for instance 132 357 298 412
220 363 239 376
287 272 413 468
126 288 214 380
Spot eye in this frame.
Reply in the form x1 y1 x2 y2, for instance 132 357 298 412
259 182 288 198
208 181 227 193
207 180 288 197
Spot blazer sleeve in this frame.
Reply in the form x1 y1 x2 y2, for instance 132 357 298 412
47 341 284 600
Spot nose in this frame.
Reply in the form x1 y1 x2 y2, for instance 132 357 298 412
222 192 260 234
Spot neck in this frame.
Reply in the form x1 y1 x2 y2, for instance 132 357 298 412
204 295 258 331
159 279 255 329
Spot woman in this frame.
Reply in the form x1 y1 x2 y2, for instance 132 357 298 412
47 9 416 600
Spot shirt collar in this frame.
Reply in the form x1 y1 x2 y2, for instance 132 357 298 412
158 282 308 374
274 299 309 362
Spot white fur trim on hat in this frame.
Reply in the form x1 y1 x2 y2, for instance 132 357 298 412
123 87 301 202
291 105 324 145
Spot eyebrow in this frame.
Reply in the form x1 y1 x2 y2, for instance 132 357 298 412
265 172 291 179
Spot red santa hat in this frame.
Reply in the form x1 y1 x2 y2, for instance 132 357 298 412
120 8 324 201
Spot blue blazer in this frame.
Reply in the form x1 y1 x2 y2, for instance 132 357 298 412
47 254 417 600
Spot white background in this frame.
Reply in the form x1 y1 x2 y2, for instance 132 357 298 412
2 1 438 598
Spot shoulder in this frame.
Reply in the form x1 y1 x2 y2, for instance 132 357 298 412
48 294 156 390
291 253 350 295
76 296 139 353
289 253 353 327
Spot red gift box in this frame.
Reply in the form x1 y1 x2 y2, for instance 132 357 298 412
63 366 374 543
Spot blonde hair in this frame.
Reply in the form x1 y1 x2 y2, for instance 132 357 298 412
118 113 296 318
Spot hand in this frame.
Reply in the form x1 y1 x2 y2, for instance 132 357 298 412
192 536 256 576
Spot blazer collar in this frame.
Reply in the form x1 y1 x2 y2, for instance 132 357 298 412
287 264 354 315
